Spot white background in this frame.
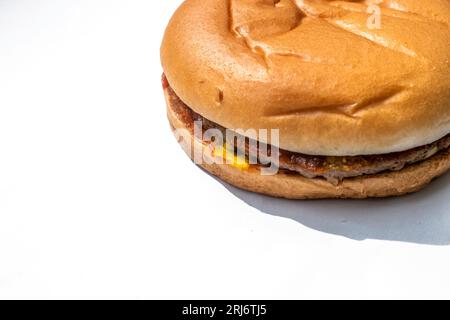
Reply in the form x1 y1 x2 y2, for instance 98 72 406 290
0 0 449 300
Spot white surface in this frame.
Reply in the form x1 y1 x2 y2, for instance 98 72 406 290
0 0 449 300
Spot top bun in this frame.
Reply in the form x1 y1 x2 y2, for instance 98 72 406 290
161 0 450 156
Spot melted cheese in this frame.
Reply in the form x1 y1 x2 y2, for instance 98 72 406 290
213 144 249 170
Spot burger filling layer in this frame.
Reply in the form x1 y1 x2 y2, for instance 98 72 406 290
164 76 450 184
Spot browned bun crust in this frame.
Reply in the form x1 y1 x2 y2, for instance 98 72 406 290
161 0 450 156
165 87 450 199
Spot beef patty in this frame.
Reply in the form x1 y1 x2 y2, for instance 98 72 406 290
164 75 450 184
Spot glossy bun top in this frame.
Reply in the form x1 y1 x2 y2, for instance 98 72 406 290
161 0 450 155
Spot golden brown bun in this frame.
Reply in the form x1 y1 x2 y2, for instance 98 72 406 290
161 0 450 156
165 87 450 199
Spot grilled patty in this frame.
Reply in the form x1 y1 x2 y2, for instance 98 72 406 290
164 75 450 184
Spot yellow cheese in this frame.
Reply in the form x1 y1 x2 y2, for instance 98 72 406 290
213 144 250 170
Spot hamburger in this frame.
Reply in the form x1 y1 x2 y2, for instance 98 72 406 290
160 0 450 199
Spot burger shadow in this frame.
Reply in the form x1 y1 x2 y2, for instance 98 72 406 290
211 171 450 246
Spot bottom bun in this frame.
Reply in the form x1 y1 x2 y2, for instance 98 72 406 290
165 88 450 199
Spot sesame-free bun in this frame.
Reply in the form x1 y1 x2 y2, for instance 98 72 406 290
165 86 450 199
161 0 450 156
